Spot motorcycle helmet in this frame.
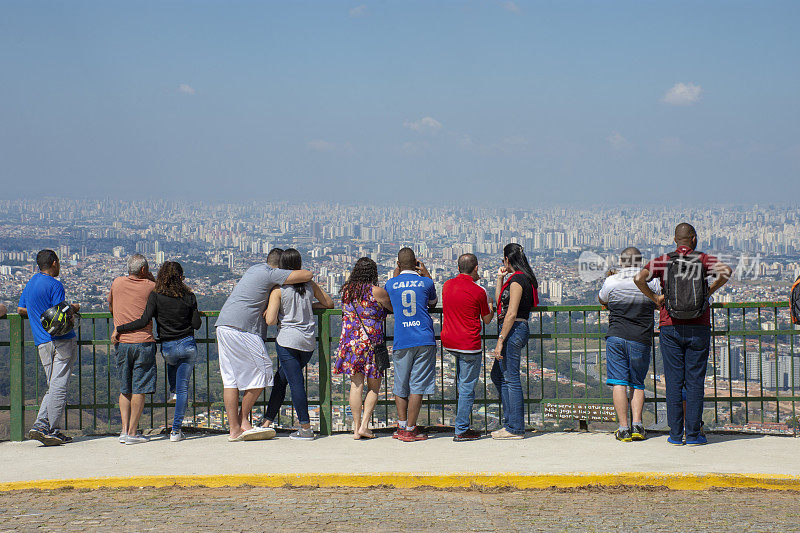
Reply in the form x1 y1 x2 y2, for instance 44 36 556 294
40 302 77 337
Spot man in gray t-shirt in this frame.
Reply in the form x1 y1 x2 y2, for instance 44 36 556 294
215 249 313 441
216 266 292 339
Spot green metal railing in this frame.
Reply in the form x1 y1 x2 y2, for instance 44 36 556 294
1 302 798 441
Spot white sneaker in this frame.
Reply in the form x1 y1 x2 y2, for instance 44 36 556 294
119 432 128 444
168 394 177 404
124 433 150 445
169 431 185 442
240 426 276 441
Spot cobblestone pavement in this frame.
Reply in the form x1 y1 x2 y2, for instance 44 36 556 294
1 486 799 532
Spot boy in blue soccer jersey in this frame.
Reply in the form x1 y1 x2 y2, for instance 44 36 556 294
384 247 438 442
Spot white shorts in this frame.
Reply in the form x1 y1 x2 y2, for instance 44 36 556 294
216 326 273 390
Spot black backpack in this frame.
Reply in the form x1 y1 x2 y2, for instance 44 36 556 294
664 251 709 320
791 276 800 325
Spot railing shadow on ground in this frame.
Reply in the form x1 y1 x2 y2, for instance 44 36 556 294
1 302 798 441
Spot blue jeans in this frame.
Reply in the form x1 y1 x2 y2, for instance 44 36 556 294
265 344 314 425
490 321 529 435
161 336 196 433
659 325 711 441
450 351 482 435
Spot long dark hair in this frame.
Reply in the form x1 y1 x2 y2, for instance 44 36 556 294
340 257 378 304
280 248 306 295
503 243 538 289
154 261 192 298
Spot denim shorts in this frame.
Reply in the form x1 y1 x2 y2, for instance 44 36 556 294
392 345 437 397
605 336 651 390
116 342 157 394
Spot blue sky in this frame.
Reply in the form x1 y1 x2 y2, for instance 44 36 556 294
1 1 798 205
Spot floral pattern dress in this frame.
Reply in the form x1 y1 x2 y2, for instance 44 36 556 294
333 290 387 379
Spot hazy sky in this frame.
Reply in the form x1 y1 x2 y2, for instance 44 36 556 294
1 1 798 205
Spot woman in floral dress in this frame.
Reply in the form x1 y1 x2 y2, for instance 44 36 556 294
334 257 393 439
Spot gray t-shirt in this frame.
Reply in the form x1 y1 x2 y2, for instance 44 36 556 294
215 263 292 339
276 283 316 352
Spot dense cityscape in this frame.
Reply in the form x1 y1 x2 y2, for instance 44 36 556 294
2 198 800 311
1 198 799 436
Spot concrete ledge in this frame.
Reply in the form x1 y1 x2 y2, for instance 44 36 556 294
2 472 800 492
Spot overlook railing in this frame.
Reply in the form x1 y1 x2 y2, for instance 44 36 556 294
0 302 798 441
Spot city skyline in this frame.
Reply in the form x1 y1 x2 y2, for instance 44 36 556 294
1 198 798 313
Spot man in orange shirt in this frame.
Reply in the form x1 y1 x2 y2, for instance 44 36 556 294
108 254 156 445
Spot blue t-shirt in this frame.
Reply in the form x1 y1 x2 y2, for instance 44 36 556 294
18 273 76 346
385 271 437 350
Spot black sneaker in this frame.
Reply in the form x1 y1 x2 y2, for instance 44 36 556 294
28 427 64 446
52 431 73 444
631 424 646 441
614 428 632 442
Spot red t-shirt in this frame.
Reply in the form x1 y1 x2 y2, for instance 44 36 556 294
441 274 491 352
644 246 719 327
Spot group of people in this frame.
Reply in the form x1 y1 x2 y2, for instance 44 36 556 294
14 221 733 447
214 243 538 443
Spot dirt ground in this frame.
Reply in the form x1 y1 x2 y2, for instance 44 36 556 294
1 485 799 532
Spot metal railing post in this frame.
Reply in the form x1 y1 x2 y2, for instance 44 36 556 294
318 310 333 435
9 314 25 441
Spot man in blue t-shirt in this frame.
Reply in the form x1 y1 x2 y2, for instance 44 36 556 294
17 250 80 446
384 247 438 442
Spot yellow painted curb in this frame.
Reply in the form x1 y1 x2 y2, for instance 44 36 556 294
1 472 799 492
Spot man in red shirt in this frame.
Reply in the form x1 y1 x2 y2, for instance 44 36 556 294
634 223 731 446
442 253 495 441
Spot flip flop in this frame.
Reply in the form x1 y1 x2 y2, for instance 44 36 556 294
357 433 377 440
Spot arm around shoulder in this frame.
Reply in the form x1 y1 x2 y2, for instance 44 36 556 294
285 270 313 285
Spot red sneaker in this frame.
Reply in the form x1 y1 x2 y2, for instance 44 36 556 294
392 427 403 439
397 427 428 442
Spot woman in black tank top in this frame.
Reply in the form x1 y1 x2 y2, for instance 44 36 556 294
490 243 539 439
